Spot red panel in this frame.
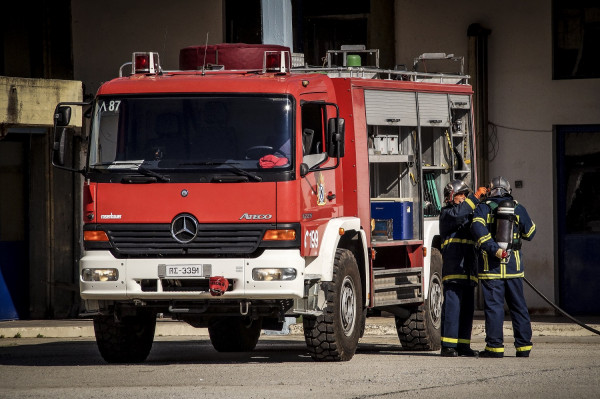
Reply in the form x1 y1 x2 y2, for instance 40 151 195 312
83 182 97 223
407 244 424 268
95 183 277 224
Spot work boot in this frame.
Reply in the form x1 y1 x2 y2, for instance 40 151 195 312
440 347 458 357
457 347 479 357
479 349 503 358
516 351 530 358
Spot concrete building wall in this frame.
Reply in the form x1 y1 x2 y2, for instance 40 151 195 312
71 1 224 97
395 0 600 312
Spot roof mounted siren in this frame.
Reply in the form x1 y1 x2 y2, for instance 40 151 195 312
326 45 380 68
133 52 161 74
120 52 161 77
263 50 291 73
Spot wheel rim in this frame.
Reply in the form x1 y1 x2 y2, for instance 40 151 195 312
429 274 443 329
340 276 357 336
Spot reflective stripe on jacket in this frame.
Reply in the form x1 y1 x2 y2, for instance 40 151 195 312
470 195 536 279
439 193 480 285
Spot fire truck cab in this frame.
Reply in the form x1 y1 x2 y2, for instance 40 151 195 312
53 45 476 363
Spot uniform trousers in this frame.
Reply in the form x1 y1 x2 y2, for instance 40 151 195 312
481 278 532 354
441 282 475 349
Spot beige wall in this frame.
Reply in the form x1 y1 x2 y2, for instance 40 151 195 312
395 0 600 312
71 1 224 97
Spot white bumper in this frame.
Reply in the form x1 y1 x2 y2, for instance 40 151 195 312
80 249 306 301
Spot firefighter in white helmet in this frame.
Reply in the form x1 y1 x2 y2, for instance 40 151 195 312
471 176 537 358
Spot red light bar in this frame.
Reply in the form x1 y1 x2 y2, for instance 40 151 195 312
132 52 160 74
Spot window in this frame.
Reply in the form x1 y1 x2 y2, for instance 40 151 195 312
301 102 326 155
553 0 600 79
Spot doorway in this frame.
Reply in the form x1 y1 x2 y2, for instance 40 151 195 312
0 135 30 318
556 125 600 315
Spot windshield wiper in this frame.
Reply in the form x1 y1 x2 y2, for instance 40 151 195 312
181 161 262 182
90 161 170 182
137 166 170 182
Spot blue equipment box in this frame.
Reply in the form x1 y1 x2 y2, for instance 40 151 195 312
370 199 413 240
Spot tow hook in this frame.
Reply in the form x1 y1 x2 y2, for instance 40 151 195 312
240 301 251 316
209 276 229 296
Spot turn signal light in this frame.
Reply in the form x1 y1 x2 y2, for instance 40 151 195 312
84 230 109 242
263 229 296 241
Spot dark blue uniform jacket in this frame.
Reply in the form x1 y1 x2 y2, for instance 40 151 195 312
439 193 480 286
470 195 536 279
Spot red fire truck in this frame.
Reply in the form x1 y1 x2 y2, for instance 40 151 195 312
52 44 476 363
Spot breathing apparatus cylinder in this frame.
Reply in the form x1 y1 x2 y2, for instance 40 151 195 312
495 199 515 250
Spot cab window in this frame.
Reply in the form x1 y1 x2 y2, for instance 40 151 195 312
301 103 326 155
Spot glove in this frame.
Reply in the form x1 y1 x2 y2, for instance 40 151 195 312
475 186 488 199
495 248 508 259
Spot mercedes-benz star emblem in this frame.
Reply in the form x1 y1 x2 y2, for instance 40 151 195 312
171 214 198 244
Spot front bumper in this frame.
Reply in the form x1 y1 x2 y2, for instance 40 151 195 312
80 249 306 301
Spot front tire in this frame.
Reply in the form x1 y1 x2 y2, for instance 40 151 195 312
395 247 443 350
93 312 156 363
303 249 363 361
208 317 262 352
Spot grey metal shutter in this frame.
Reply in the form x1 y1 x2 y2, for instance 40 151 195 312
364 90 417 126
417 93 450 127
449 94 471 109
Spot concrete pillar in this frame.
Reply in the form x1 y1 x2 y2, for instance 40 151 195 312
261 0 293 49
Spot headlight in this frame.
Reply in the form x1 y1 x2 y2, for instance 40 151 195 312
82 268 119 282
252 268 297 281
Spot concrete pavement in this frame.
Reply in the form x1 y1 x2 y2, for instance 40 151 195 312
1 313 599 339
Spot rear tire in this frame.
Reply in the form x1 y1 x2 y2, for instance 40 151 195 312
303 249 363 361
395 247 442 351
208 317 262 352
93 312 156 363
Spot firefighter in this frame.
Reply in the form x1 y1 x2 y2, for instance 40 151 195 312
471 176 537 358
439 179 488 357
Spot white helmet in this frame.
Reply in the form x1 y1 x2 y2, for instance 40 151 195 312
488 176 511 197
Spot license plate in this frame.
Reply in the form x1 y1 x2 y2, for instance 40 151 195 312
158 264 211 278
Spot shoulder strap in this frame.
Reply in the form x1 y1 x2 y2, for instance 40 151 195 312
486 200 498 212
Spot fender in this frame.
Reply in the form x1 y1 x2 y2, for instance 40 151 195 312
304 217 369 305
422 219 440 300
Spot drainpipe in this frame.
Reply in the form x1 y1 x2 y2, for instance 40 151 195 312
261 0 293 49
467 23 491 186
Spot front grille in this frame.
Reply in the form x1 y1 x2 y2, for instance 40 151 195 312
105 223 270 257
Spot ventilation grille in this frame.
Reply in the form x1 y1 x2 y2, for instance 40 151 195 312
105 224 269 257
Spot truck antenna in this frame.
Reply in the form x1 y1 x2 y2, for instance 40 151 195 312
202 32 209 76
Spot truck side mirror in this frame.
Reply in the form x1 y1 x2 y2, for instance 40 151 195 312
52 127 67 166
327 117 345 158
50 101 90 174
52 106 72 167
55 106 72 127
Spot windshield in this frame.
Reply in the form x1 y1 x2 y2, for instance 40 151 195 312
88 95 294 174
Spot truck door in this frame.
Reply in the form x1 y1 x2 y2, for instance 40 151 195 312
299 99 341 256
